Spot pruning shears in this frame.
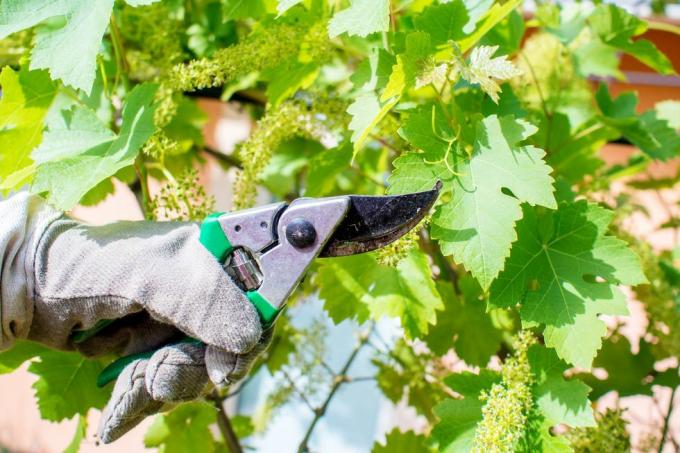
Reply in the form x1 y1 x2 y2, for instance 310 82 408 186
76 183 441 387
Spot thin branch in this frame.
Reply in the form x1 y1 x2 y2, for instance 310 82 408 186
212 391 244 453
346 376 376 383
320 360 337 377
282 369 317 413
203 147 244 169
658 385 677 453
297 328 373 453
370 134 401 154
519 51 549 120
134 154 152 219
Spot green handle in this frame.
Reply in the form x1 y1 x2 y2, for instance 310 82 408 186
199 212 280 325
79 212 280 387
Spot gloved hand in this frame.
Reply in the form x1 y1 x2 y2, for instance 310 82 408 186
30 217 269 443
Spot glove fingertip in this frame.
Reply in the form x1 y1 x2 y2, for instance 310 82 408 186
98 359 161 444
145 343 209 402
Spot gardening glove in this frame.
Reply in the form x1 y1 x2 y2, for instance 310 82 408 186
0 193 269 443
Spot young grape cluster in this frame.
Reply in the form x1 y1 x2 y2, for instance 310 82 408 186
149 169 215 221
567 408 630 452
233 97 348 209
472 331 536 453
168 21 330 93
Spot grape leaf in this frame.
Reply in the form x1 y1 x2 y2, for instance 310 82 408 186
28 349 110 421
277 0 304 16
64 415 87 453
424 280 502 366
0 67 57 188
528 345 595 428
596 85 680 161
433 345 591 452
457 0 523 53
0 0 158 93
489 201 647 368
328 0 390 38
32 83 157 209
351 48 395 91
125 0 161 5
305 145 352 197
573 38 624 80
463 45 523 103
372 429 430 453
479 10 525 56
316 251 443 339
264 62 320 106
537 3 590 45
374 339 446 420
223 0 276 19
588 4 675 75
577 335 655 399
432 370 501 452
413 1 468 47
144 402 218 453
347 47 402 157
347 92 398 158
389 108 556 291
0 340 47 374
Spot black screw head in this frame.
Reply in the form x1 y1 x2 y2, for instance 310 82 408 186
285 218 317 248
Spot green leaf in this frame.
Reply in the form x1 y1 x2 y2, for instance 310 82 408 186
351 48 395 91
413 1 468 47
0 340 48 374
457 0 523 53
277 0 304 16
588 4 675 75
231 414 255 438
537 3 590 44
144 402 218 453
32 83 157 209
573 38 624 80
489 201 647 368
305 145 352 197
0 67 57 189
432 370 501 452
347 92 399 158
374 340 446 420
372 429 430 453
28 349 110 421
479 10 525 56
316 254 373 325
223 0 276 19
0 0 117 93
264 62 320 106
596 85 680 161
317 251 443 339
390 109 556 290
577 335 655 399
424 280 502 366
64 415 87 453
125 0 161 5
328 0 390 38
528 345 595 428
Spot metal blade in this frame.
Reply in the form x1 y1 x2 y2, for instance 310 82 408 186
320 181 442 257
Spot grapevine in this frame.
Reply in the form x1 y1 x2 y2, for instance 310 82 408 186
0 1 677 452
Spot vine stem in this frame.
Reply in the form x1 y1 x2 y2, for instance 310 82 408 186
134 155 151 219
212 391 244 453
658 385 677 453
296 328 373 453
